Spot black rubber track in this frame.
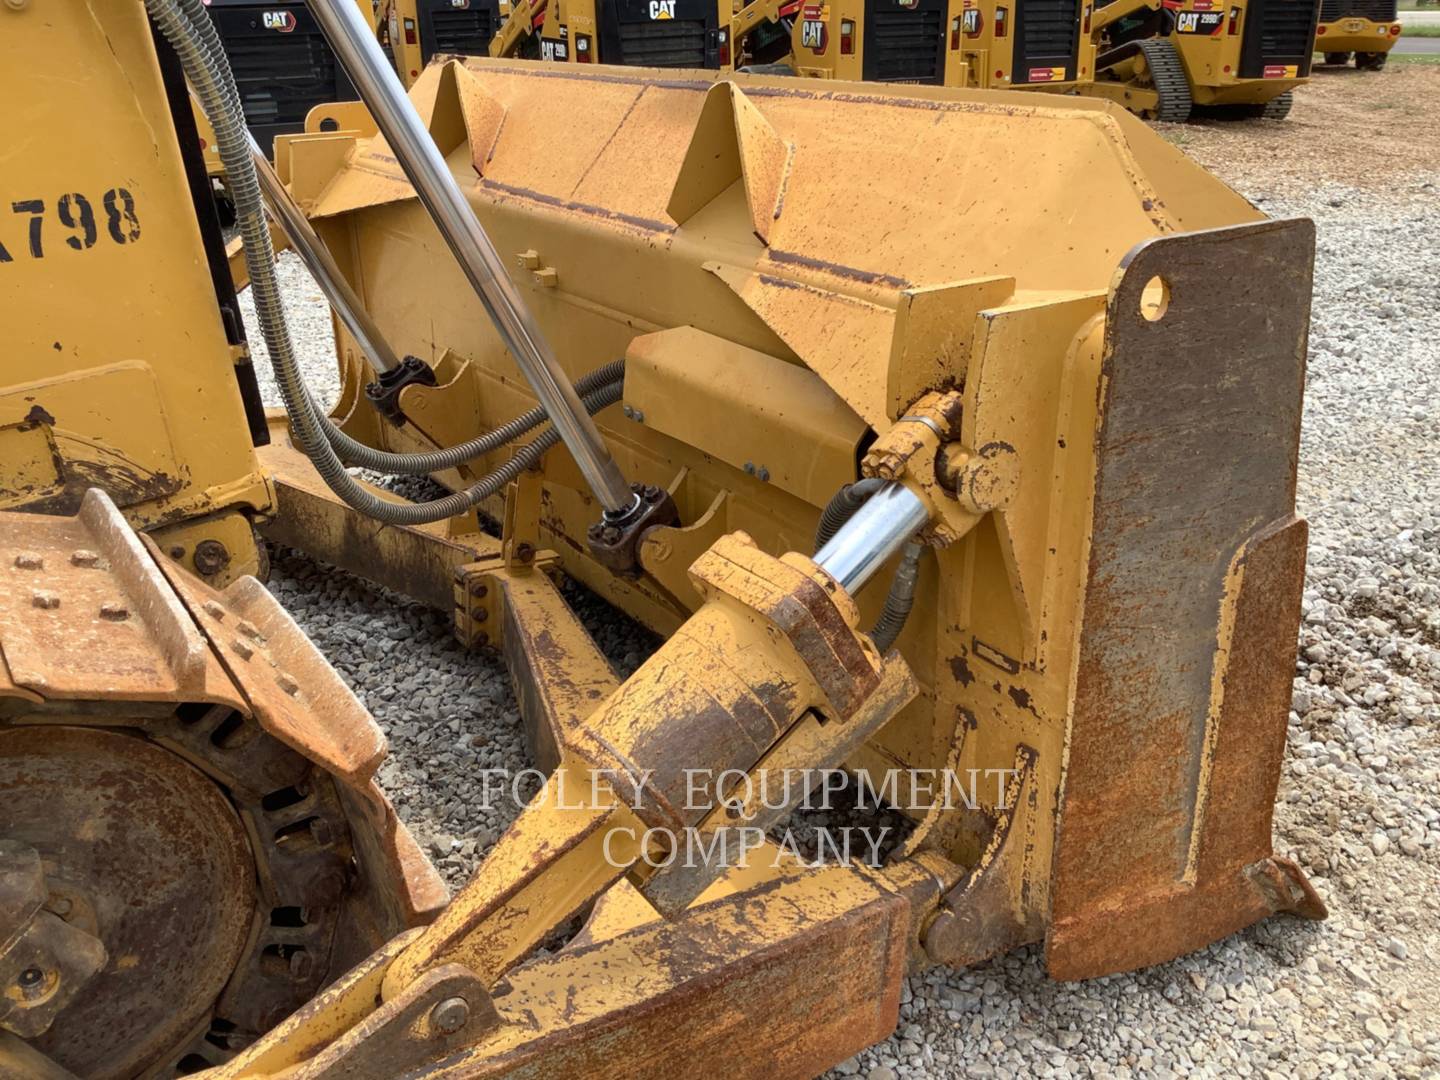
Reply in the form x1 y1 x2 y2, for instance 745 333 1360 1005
1262 90 1294 120
1139 38 1193 123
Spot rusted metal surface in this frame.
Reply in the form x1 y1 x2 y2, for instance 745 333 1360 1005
294 963 499 1077
0 489 243 707
0 725 254 1075
492 566 621 774
0 841 106 1042
0 1030 79 1079
690 536 882 720
1047 219 1321 980
258 430 503 612
380 531 917 1004
921 746 1043 967
0 494 445 1071
230 863 908 1080
432 866 909 1080
644 657 918 918
151 549 387 788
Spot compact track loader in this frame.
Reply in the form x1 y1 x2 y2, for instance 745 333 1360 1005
1079 0 1320 120
489 0 732 66
1315 0 1401 69
1 1 1325 1076
722 0 1312 119
192 0 379 186
383 0 506 86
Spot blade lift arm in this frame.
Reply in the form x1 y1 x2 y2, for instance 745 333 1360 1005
213 438 997 1076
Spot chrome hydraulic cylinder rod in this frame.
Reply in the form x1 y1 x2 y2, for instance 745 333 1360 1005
303 0 637 516
814 482 929 595
247 132 401 374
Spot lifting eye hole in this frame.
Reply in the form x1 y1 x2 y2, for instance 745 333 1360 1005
319 117 340 132
1140 275 1170 322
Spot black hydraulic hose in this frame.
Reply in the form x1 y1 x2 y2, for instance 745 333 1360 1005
814 479 925 651
147 0 618 526
814 478 886 550
321 361 625 474
870 542 923 652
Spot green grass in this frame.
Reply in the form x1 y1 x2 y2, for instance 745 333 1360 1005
1404 23 1440 35
1391 50 1440 62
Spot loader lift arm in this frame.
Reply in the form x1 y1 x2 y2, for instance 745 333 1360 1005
489 0 548 58
729 0 802 67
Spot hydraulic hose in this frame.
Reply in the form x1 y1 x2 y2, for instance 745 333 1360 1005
813 480 927 649
321 361 625 474
870 542 923 652
814 478 886 550
147 0 616 526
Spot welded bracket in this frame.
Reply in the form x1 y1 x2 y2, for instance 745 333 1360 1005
920 745 1044 968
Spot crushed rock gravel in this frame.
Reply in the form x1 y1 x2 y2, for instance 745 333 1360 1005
243 64 1440 1079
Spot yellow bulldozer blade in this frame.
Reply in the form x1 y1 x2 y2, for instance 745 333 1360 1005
0 0 1326 1071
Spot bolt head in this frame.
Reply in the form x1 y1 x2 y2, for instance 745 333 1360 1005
430 996 470 1035
17 967 45 1000
289 949 315 981
193 539 231 577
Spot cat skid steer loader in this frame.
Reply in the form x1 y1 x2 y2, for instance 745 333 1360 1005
1315 0 1401 70
0 1 1324 1076
720 0 1314 121
1080 0 1321 121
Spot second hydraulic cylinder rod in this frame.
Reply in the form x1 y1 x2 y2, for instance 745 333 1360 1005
303 0 637 517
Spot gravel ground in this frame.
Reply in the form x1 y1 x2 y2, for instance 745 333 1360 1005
245 65 1440 1079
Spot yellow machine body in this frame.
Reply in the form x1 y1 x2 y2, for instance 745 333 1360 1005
256 57 1320 1068
2 4 1326 1076
189 0 383 182
383 0 510 86
1077 0 1319 119
0 6 272 583
1314 0 1401 68
727 0 1099 90
490 0 733 67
